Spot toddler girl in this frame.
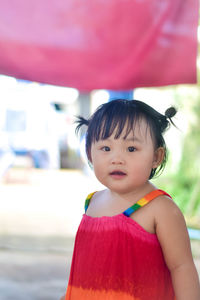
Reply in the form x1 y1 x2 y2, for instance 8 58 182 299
62 99 200 300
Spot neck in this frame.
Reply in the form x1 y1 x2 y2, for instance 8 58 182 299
108 181 157 204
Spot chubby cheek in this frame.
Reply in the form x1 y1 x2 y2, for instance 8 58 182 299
92 160 105 178
92 159 108 185
93 168 102 183
130 157 153 178
140 161 154 179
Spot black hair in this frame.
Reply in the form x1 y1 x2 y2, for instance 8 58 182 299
76 99 177 179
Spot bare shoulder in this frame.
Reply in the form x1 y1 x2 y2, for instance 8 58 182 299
87 189 105 200
91 189 107 200
86 189 108 216
153 194 183 221
152 194 193 270
153 194 187 237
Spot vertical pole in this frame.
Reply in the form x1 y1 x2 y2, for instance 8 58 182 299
78 92 91 119
76 92 91 170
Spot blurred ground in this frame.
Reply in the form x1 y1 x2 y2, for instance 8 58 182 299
0 168 103 300
0 243 71 300
0 168 199 300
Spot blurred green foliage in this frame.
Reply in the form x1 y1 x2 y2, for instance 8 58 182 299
152 71 200 227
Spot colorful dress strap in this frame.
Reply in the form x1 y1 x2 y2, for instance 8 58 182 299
84 191 97 213
123 189 172 217
84 189 171 215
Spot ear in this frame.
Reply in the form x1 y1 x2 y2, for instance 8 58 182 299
152 147 165 169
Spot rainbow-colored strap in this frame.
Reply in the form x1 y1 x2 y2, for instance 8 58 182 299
84 192 97 213
123 189 171 217
84 189 171 216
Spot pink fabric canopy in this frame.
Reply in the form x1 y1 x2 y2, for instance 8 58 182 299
0 0 199 91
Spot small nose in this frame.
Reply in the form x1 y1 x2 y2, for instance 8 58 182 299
111 152 125 165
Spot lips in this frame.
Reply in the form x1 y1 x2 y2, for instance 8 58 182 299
109 170 126 178
110 171 126 175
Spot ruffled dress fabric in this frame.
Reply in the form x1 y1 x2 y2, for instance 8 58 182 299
65 190 175 300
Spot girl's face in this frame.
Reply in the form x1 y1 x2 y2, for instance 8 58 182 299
90 118 164 196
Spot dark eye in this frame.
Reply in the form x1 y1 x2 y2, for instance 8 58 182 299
102 146 110 152
128 146 136 152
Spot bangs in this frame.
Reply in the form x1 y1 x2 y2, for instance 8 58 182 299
88 102 146 143
94 114 139 141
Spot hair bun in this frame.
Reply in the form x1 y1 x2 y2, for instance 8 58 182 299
165 107 177 119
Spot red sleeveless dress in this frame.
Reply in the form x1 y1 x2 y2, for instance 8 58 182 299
65 189 175 300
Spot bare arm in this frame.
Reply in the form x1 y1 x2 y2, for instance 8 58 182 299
59 295 65 300
170 262 200 300
155 196 200 300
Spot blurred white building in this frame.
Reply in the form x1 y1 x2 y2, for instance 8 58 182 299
0 76 79 174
